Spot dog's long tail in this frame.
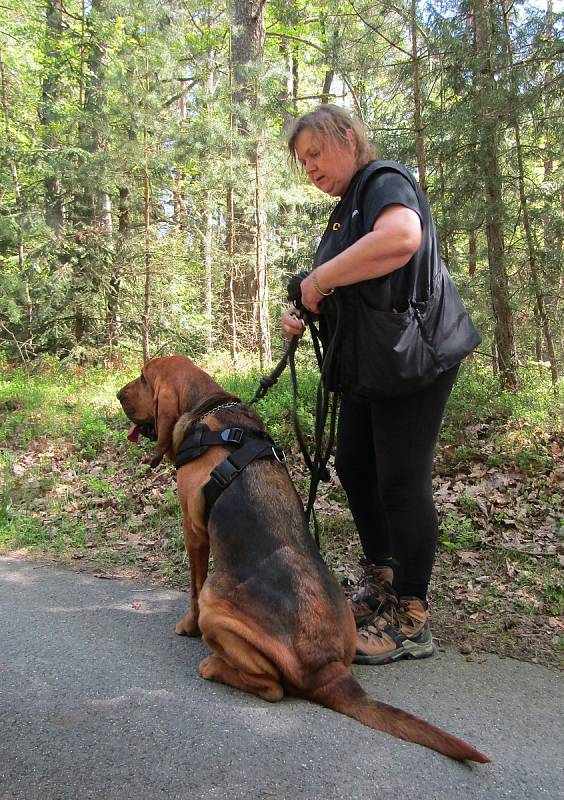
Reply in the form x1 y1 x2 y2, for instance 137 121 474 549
306 668 490 763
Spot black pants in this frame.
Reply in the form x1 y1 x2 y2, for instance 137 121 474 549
334 365 459 602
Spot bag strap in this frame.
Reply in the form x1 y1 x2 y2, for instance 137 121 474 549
352 160 439 304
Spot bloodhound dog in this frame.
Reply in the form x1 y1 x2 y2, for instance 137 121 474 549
117 354 489 763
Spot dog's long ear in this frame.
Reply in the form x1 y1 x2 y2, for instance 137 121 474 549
148 375 182 468
144 354 226 467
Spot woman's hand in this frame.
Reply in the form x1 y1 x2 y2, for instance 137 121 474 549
298 271 332 315
281 307 307 339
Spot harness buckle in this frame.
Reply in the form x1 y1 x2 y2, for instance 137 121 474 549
221 427 244 445
210 457 240 488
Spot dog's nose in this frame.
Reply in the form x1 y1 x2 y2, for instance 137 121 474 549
116 389 123 401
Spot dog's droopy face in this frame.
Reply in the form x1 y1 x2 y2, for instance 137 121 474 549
116 354 231 468
117 369 154 430
116 356 187 467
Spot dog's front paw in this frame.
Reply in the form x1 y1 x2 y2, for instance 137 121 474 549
175 613 201 637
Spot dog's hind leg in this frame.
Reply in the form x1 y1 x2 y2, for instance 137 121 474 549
198 628 284 702
199 654 284 702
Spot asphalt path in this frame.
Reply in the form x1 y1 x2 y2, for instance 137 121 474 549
1 555 562 800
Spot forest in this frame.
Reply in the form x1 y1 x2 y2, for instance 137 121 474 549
0 0 562 381
0 1 562 667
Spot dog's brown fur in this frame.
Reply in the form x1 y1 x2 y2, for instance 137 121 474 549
117 354 490 763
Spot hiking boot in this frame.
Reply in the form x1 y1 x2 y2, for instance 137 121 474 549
353 596 435 665
349 559 398 628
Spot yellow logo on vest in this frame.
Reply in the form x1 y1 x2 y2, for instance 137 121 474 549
332 222 341 231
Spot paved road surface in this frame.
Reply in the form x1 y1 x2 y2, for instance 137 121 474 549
1 555 562 800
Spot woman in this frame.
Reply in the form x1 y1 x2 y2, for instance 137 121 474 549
281 105 479 665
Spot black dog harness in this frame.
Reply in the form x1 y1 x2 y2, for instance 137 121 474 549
175 423 286 516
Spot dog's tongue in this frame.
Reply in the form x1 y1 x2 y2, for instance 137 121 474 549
127 424 141 443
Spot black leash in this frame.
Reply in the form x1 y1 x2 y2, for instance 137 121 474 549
301 300 341 547
249 278 342 548
249 335 300 405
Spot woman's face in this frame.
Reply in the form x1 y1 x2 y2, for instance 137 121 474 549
294 128 358 198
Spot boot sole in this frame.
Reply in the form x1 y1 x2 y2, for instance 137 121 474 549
353 636 436 666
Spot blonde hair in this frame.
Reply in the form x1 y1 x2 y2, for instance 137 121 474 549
287 105 376 170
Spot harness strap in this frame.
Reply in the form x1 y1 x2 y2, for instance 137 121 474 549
175 424 286 518
175 424 246 469
204 435 284 514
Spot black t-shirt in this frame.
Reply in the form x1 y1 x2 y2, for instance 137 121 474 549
313 162 438 312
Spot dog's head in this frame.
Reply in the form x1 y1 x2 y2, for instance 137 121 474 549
116 354 234 468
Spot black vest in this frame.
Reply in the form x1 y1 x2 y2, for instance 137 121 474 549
313 161 481 399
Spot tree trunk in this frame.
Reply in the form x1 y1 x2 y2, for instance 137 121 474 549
410 0 427 193
255 135 271 367
142 130 152 363
226 31 238 362
436 61 450 262
203 203 214 354
501 2 558 387
292 42 299 114
0 48 24 273
41 0 64 234
543 0 554 256
226 185 238 362
472 0 518 389
230 0 270 360
107 185 130 352
1 46 32 348
173 78 188 229
321 69 334 104
468 229 477 277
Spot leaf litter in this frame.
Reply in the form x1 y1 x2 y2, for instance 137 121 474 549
2 418 562 670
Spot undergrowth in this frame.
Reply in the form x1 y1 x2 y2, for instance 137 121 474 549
0 354 562 667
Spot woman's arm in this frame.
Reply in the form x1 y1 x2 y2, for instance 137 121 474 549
299 204 422 314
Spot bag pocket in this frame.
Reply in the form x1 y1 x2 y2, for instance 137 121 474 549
353 296 443 399
342 263 481 400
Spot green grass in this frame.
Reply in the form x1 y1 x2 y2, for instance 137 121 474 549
439 510 483 551
446 361 562 427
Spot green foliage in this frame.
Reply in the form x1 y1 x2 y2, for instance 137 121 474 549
0 0 561 375
444 361 562 431
440 511 482 552
77 408 111 460
0 514 46 550
218 361 321 442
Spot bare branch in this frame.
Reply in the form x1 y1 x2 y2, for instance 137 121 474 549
345 0 413 58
